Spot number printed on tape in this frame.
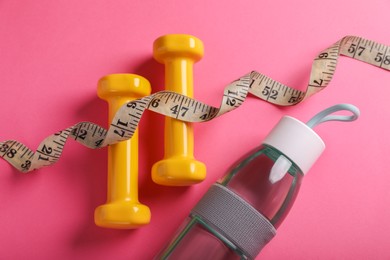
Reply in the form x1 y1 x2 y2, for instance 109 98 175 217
1 35 389 172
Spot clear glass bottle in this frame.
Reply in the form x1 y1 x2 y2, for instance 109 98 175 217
156 104 359 260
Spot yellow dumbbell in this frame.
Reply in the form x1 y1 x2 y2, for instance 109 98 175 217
151 34 207 186
94 74 151 229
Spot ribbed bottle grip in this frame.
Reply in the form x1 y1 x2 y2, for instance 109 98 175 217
191 184 276 259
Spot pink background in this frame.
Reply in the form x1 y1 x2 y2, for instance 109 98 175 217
1 0 390 259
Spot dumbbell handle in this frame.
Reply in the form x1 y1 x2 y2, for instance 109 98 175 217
106 96 140 202
164 58 195 157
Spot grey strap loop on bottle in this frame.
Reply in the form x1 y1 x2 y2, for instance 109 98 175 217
306 103 360 129
191 184 276 259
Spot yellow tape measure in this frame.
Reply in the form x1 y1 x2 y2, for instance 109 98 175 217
1 35 389 172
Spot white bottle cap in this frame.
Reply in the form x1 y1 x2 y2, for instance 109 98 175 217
263 116 325 175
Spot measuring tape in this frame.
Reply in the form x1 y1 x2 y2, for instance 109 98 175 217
1 35 389 173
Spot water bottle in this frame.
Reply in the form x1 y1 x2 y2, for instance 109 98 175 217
156 104 360 260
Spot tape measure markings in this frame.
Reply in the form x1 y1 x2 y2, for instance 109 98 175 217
1 35 389 173
340 36 390 69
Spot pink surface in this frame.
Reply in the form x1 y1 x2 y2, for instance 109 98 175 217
1 0 390 259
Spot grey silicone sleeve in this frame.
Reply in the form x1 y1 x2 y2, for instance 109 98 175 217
191 183 276 259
